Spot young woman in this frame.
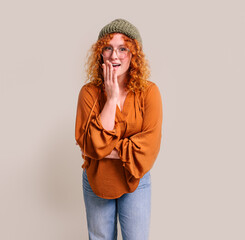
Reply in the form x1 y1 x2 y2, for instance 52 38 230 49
75 18 163 240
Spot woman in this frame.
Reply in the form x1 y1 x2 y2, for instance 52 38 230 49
75 18 163 240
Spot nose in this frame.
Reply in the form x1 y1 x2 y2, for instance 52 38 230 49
110 49 118 59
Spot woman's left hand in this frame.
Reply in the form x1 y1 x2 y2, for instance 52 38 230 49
104 149 120 159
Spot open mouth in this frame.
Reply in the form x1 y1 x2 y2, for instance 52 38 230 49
112 64 121 68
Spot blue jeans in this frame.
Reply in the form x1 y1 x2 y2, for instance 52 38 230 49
82 168 151 240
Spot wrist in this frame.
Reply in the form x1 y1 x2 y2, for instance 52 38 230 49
107 98 118 105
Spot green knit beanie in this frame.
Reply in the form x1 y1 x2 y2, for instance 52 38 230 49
98 18 142 45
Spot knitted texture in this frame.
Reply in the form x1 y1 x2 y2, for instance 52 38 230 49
98 18 142 45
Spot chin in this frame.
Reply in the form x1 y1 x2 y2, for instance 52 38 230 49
117 69 128 78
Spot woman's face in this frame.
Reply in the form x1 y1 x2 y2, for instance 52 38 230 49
102 33 132 79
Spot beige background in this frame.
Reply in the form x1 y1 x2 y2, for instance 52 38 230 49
1 0 244 239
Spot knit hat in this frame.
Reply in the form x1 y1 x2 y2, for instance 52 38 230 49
98 18 142 45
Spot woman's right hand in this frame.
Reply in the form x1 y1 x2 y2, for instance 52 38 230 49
102 60 119 101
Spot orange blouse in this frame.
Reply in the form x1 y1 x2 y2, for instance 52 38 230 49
75 80 163 199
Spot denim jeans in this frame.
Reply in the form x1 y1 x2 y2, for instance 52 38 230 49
82 168 151 240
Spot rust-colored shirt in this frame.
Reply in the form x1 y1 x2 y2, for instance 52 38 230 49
75 80 163 199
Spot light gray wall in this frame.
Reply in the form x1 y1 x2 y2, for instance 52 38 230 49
1 0 244 239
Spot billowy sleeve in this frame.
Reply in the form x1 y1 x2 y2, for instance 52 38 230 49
75 85 121 160
115 83 163 179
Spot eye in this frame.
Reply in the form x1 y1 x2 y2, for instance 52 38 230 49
104 46 112 51
119 47 127 52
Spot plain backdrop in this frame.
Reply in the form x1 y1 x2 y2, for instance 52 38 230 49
1 0 244 239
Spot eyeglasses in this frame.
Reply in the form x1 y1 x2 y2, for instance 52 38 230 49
101 46 130 59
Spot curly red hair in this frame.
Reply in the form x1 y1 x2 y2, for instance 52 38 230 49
84 33 151 93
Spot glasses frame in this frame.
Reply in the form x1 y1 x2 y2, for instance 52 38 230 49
101 46 130 59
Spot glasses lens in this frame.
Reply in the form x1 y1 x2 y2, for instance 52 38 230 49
118 47 128 58
102 47 111 58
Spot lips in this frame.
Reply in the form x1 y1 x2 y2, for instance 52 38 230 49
112 63 121 67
